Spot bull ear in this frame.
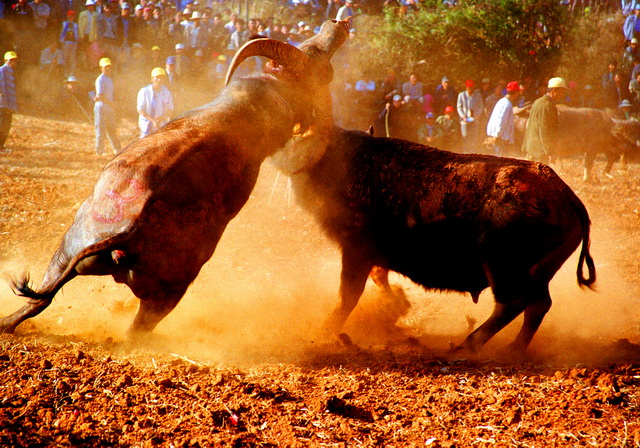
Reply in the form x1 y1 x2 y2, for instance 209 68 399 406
225 39 310 86
367 126 374 136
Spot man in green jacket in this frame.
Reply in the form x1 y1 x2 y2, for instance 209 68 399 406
521 77 568 163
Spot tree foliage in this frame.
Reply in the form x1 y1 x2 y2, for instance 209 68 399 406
357 0 572 85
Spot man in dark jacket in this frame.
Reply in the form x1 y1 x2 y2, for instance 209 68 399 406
521 77 567 164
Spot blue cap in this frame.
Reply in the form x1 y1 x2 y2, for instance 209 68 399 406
426 112 434 118
166 56 176 64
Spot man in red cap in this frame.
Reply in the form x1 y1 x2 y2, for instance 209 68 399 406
435 105 461 152
486 81 521 157
457 79 484 153
60 10 79 77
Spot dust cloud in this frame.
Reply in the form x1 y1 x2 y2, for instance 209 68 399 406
1 115 639 367
2 158 637 367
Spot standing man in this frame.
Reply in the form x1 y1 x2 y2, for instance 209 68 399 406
486 81 521 157
457 79 484 153
94 57 121 155
336 0 353 27
521 77 567 164
78 0 99 68
0 51 18 154
137 67 174 139
60 10 79 77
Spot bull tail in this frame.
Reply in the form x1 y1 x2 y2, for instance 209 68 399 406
576 224 596 289
11 234 127 304
570 193 596 289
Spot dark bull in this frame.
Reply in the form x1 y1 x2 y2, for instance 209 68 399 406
290 127 596 353
0 20 350 336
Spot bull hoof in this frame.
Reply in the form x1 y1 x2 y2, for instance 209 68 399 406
0 319 17 335
337 332 353 347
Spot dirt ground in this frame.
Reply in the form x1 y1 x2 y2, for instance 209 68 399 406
1 114 640 447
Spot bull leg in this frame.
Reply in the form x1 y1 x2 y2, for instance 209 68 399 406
127 283 188 337
604 151 622 178
459 300 526 352
0 298 53 334
583 152 596 181
508 289 552 353
370 266 392 294
325 251 374 334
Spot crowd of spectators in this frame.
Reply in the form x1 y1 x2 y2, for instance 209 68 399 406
0 0 639 156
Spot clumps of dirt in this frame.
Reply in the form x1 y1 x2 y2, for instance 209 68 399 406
1 334 640 447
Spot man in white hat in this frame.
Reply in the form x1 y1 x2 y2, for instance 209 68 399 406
79 0 99 44
185 10 208 54
336 0 354 27
94 57 121 155
174 43 191 75
521 77 567 163
137 67 174 138
0 51 18 153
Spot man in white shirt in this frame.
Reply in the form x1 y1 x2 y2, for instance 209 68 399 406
137 67 174 139
486 81 521 157
336 0 353 27
457 79 484 153
94 57 121 154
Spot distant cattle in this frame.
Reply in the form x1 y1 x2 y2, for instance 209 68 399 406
515 105 640 180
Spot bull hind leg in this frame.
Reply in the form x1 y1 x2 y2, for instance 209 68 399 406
459 300 526 352
1 256 81 334
460 281 552 353
0 285 54 334
508 287 552 352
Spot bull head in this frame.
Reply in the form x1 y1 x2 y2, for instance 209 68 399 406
225 19 350 174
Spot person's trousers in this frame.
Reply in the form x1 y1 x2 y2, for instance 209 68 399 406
0 108 13 149
94 103 121 154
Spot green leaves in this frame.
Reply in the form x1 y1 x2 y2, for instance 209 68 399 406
360 0 571 84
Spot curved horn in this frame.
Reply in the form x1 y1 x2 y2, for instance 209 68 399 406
225 39 311 86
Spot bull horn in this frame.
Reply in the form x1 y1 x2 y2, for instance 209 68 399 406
225 39 310 86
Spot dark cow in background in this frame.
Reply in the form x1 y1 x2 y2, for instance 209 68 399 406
0 20 350 336
290 127 596 354
514 105 640 181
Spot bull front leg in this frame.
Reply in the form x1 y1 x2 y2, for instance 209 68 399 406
324 250 374 335
126 275 190 338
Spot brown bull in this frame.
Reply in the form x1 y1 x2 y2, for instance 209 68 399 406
0 20 350 336
290 127 596 353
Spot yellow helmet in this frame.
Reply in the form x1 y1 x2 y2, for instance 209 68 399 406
99 57 112 67
4 51 18 61
151 67 167 78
